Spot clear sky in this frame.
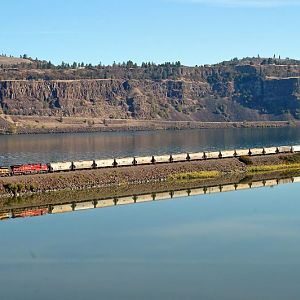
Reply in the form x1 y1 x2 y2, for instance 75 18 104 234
1 0 299 66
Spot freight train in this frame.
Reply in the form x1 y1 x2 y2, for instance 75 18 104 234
0 145 300 177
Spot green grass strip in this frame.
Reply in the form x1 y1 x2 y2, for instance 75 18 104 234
248 163 300 174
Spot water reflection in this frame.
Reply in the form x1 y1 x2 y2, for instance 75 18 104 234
0 178 300 300
1 175 299 222
1 127 300 165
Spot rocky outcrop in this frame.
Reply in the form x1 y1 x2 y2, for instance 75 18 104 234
1 58 300 122
234 75 300 116
0 79 214 120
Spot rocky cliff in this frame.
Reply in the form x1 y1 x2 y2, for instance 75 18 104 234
0 56 300 122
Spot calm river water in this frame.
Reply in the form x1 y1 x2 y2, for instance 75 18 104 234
0 182 300 300
1 127 300 165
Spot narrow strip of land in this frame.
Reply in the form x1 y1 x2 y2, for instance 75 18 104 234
1 115 299 135
1 152 300 198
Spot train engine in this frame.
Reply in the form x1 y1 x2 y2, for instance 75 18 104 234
10 163 49 176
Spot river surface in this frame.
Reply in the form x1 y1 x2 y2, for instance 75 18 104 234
0 182 300 300
1 127 300 165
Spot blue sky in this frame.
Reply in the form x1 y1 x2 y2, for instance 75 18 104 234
1 0 299 66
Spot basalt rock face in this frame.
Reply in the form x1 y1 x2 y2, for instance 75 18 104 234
1 58 300 121
234 75 300 117
0 79 216 120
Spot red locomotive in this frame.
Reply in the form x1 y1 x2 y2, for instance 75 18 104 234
13 208 48 218
10 163 48 175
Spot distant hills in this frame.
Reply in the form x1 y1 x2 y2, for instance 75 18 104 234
0 55 300 124
0 55 32 66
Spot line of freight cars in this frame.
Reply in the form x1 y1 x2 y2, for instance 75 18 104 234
0 145 300 177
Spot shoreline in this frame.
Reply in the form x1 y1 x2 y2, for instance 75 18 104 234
1 170 299 217
1 116 299 135
1 153 300 199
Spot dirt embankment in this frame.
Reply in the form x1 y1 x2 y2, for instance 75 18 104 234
0 158 245 195
0 153 299 199
3 170 297 211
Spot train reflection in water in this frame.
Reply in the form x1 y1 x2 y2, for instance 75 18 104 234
1 176 299 222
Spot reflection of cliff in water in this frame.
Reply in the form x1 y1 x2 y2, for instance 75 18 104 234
1 172 300 222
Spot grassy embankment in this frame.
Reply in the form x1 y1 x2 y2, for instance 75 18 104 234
170 154 300 180
247 154 300 174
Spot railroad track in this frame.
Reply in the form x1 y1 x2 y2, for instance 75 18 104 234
0 145 299 177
